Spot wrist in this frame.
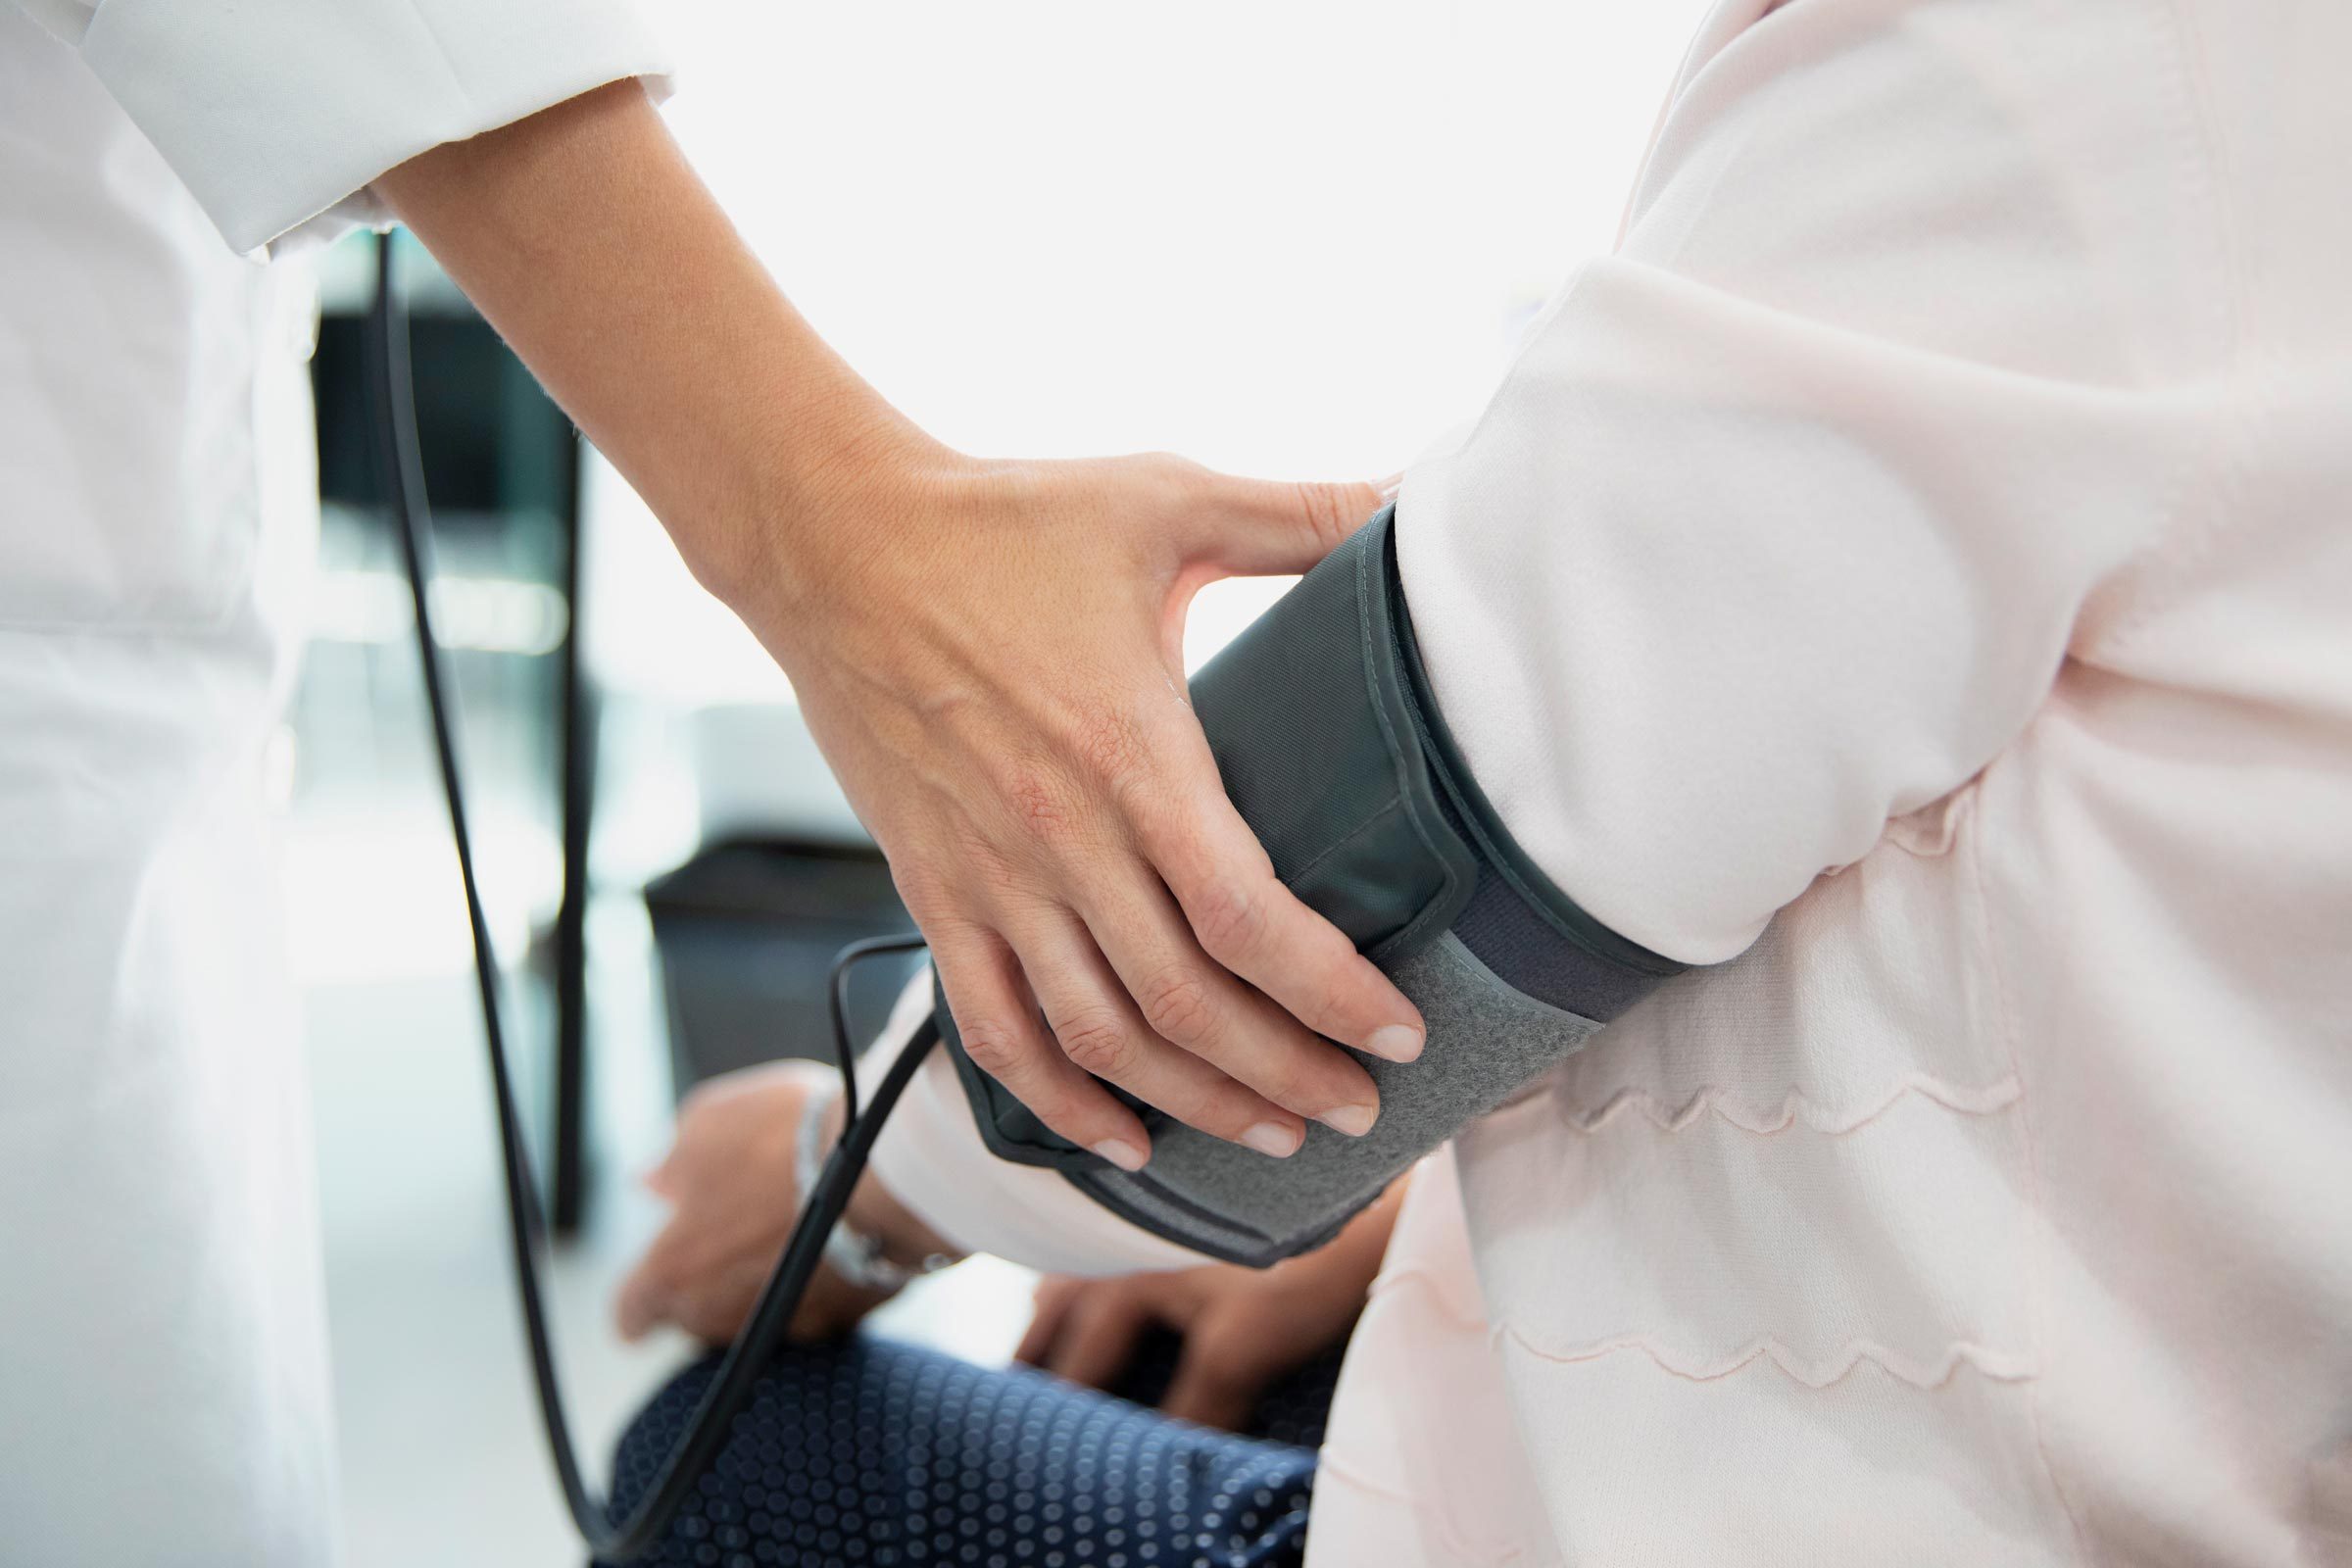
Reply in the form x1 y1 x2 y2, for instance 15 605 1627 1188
802 1073 962 1280
693 393 970 622
845 1165 961 1277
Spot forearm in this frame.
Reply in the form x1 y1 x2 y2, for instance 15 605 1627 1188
852 955 1415 1281
859 980 1210 1279
373 80 942 606
379 82 1428 1178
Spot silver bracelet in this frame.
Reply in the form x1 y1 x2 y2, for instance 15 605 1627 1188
792 1069 951 1293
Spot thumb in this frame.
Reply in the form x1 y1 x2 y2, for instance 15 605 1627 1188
613 1266 668 1343
1190 473 1396 576
639 1154 678 1200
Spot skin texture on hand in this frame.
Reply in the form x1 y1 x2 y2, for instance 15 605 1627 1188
771 453 1425 1165
1016 1177 1406 1433
376 81 1426 1162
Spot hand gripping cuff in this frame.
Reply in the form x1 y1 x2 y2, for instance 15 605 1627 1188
935 505 1685 1265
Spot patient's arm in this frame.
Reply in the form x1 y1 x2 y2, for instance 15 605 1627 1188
619 973 1238 1348
863 1025 1210 1280
615 1059 906 1346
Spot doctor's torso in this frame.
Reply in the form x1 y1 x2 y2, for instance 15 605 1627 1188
0 14 338 1563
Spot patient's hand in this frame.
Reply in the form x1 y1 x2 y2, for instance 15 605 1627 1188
616 1060 907 1346
1015 1177 1406 1432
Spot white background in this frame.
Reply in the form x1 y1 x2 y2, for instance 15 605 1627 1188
588 0 1710 705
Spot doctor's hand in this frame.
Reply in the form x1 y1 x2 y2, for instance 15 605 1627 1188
1015 1177 1406 1433
754 449 1423 1172
376 81 1422 1168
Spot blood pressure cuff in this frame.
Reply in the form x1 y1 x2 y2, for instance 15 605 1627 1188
934 504 1687 1266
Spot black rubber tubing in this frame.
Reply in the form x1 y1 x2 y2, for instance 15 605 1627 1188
367 228 940 1560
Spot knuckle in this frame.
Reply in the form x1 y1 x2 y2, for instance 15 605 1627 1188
1137 967 1218 1049
956 1015 1029 1078
1293 480 1353 552
887 859 949 922
997 762 1075 846
1134 808 1217 899
1068 703 1150 795
1056 1009 1139 1080
1131 451 1210 510
1189 878 1266 966
965 833 1029 901
1261 925 1360 1034
1145 450 1207 484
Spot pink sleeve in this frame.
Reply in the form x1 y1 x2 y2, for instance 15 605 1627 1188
1396 0 2229 962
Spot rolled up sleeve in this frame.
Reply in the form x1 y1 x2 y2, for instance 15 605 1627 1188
862 973 1209 1280
66 0 671 252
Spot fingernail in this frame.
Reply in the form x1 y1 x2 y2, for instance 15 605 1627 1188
1091 1138 1150 1172
1365 1024 1424 1062
1320 1102 1377 1138
1241 1121 1303 1158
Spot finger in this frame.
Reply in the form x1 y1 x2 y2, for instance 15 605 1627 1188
1009 906 1308 1157
1190 474 1391 576
930 928 1154 1172
1016 1277 1086 1368
1162 1329 1263 1434
1073 858 1381 1137
614 1243 681 1342
615 1205 745 1342
1141 784 1425 1063
1047 1288 1153 1393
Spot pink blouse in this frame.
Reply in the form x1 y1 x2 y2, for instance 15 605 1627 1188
874 1 2352 1560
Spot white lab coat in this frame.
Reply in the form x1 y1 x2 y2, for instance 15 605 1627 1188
0 5 664 1559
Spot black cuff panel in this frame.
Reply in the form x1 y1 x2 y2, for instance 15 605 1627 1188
935 504 1686 1265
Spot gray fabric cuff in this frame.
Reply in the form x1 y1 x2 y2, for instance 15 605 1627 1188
938 506 1683 1265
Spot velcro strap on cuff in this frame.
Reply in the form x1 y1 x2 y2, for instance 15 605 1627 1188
1189 505 1480 962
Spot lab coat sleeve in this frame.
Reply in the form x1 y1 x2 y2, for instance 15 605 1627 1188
24 0 671 253
1394 0 2232 965
862 973 1213 1279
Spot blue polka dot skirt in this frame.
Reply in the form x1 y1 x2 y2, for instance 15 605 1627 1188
604 1337 1320 1568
